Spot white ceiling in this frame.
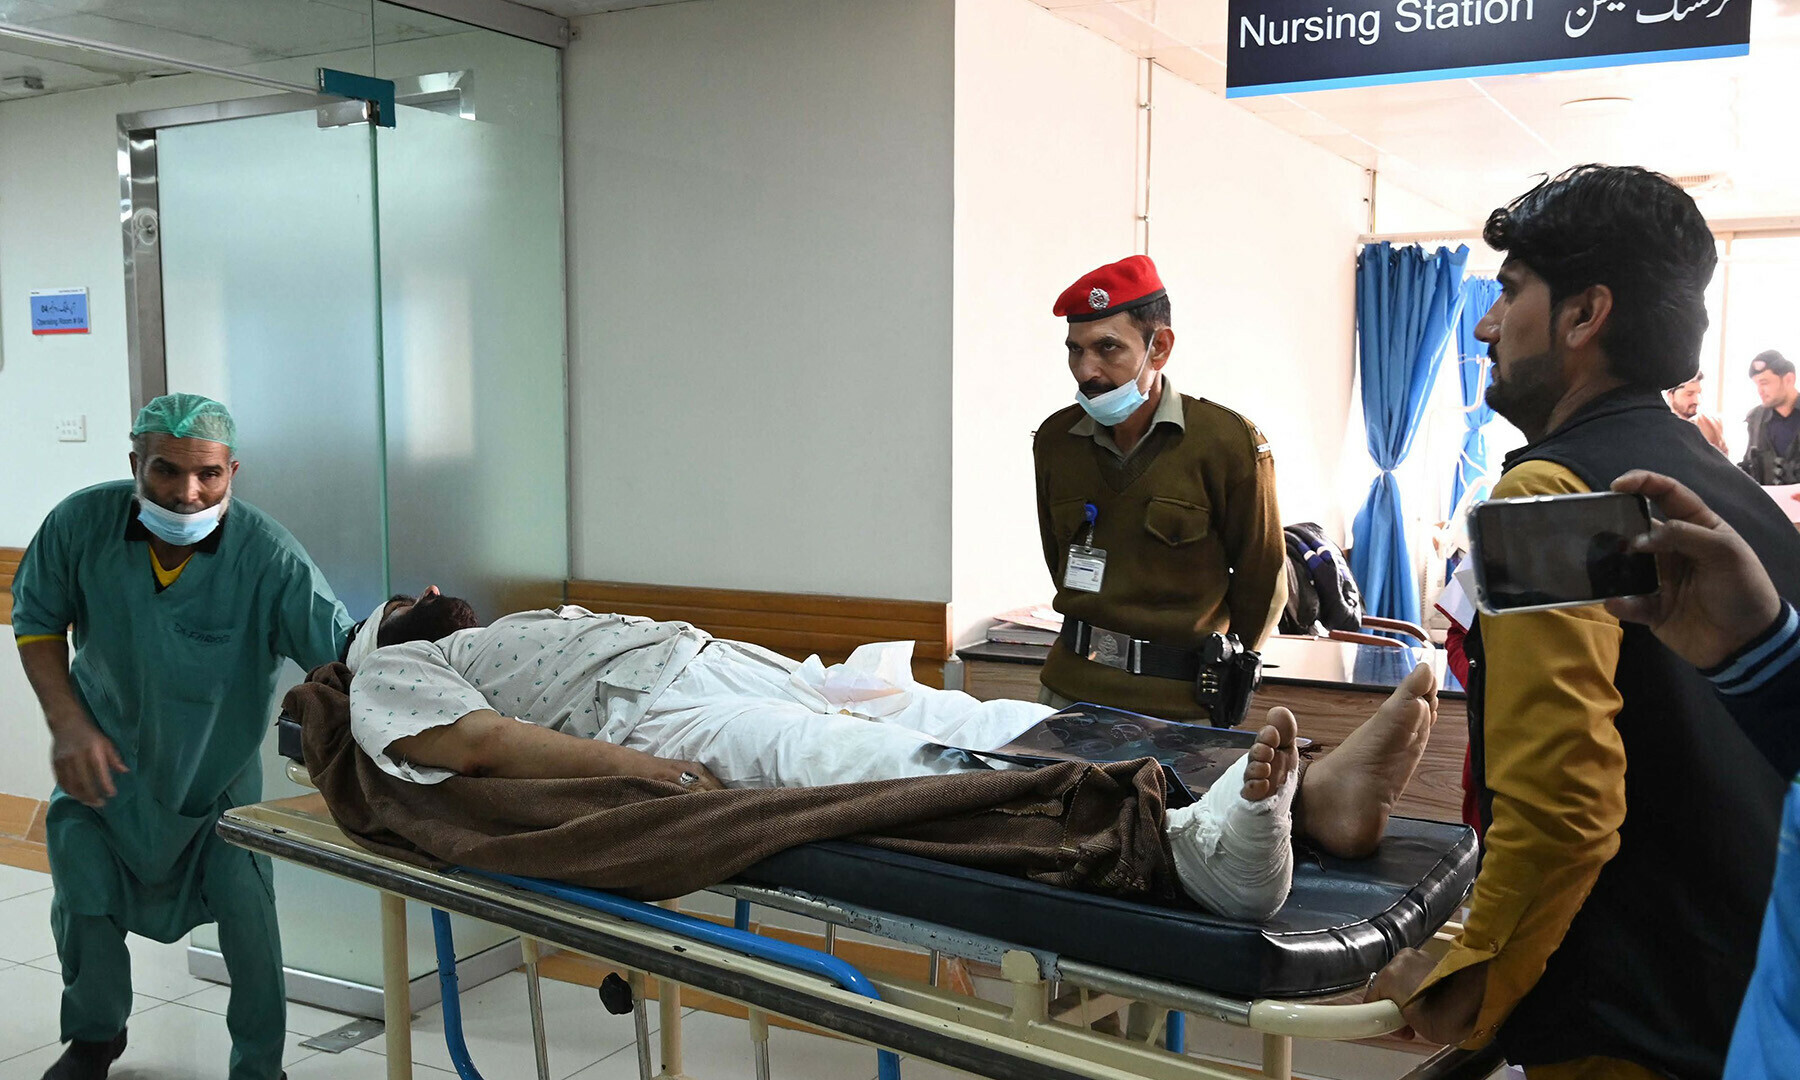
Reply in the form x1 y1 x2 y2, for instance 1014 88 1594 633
9 0 1794 226
1028 0 1800 227
0 1 468 98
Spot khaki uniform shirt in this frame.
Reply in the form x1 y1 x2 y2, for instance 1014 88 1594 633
1033 377 1286 720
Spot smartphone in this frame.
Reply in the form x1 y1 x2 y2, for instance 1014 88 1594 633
1468 491 1659 615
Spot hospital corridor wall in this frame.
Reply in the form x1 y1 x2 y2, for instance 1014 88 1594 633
950 0 1371 643
0 15 568 1016
565 0 1378 648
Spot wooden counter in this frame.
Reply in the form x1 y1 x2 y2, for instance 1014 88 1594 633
959 636 1470 826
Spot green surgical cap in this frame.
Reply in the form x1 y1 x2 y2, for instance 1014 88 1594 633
131 393 237 450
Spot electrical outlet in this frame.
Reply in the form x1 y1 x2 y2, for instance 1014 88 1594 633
56 415 87 442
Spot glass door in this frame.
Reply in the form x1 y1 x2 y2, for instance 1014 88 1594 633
137 95 517 1008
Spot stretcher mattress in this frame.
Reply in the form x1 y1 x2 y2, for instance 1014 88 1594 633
276 716 1476 998
737 819 1477 998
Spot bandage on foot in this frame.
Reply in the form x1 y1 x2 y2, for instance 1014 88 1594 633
1163 716 1300 922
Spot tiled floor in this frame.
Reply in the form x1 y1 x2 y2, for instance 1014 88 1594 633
0 864 954 1080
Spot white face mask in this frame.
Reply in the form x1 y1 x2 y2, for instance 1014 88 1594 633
135 482 229 546
1076 337 1155 427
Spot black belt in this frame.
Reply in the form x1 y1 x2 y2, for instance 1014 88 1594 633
1061 621 1201 681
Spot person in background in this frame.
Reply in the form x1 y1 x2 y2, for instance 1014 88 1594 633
1365 165 1794 1079
1741 350 1800 484
1033 256 1286 724
1602 469 1799 1079
12 394 351 1080
1665 372 1728 454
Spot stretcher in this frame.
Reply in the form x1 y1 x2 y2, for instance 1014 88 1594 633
221 729 1498 1080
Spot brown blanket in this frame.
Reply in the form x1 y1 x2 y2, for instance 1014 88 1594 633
291 664 1182 903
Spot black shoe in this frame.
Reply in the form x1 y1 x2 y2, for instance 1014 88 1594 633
40 1029 126 1080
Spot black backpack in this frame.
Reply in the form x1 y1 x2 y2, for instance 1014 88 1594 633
1278 523 1364 635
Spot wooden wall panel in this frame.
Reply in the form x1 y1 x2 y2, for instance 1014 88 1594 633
565 580 952 688
0 547 21 625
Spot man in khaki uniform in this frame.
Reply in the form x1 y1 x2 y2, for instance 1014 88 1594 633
1034 255 1286 722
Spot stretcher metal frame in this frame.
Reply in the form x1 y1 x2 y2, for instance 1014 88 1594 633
220 771 1495 1080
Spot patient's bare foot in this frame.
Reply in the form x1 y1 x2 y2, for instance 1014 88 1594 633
1240 708 1299 802
1294 663 1438 859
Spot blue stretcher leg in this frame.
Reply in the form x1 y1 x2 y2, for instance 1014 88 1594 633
468 872 902 1080
1167 1009 1186 1054
734 898 752 931
431 909 487 1080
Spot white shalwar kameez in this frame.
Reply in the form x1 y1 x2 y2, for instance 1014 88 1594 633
350 605 1053 788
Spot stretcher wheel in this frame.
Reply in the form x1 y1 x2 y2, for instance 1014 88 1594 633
597 972 635 1015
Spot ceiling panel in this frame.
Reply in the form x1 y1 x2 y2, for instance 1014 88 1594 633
0 0 463 99
1027 0 1800 226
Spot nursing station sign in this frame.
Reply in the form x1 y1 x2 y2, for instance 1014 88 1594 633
1226 0 1751 95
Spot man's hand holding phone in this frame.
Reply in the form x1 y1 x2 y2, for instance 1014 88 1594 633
1605 471 1783 670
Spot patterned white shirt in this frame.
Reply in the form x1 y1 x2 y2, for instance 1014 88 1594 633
350 605 709 783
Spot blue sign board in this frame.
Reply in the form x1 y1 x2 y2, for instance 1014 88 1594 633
30 288 90 335
1227 0 1751 96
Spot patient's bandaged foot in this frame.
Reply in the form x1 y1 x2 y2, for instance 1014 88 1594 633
1164 715 1299 921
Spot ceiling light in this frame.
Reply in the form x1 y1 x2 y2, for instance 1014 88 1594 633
1561 96 1635 112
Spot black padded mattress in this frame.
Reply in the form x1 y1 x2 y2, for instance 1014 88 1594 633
737 817 1477 999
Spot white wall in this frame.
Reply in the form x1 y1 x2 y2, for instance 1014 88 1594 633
1372 172 1474 235
1147 72 1371 542
0 76 257 547
950 0 1140 642
564 0 956 601
946 0 1373 643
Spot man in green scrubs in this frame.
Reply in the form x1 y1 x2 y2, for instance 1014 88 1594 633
12 394 351 1080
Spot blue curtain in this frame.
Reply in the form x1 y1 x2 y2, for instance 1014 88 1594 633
1449 277 1503 513
1350 242 1470 624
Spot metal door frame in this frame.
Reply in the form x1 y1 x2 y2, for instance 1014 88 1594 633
119 72 470 412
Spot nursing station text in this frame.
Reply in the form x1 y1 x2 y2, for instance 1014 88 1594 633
1226 0 1750 95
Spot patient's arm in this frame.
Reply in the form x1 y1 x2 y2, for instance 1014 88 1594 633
388 710 724 790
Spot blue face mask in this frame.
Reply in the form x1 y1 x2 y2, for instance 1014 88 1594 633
137 491 227 547
1076 343 1154 427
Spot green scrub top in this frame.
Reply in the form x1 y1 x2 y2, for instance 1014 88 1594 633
12 480 351 941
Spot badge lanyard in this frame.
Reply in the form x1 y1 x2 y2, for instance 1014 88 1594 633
1063 502 1107 593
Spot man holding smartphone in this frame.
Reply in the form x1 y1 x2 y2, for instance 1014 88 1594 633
1366 166 1800 1080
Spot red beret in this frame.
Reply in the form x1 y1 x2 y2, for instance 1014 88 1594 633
1054 255 1167 322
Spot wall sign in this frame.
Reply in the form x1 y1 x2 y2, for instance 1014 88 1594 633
1226 0 1751 96
30 288 90 335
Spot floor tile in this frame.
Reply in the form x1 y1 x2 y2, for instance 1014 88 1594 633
566 1010 884 1080
0 839 51 874
0 863 50 902
0 964 70 1062
0 1000 319 1079
0 794 38 839
364 970 657 1080
178 983 368 1039
0 889 55 963
290 1048 460 1078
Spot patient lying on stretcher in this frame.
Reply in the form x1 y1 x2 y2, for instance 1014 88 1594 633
344 590 1438 921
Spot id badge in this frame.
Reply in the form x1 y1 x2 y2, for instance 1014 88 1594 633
1063 544 1107 593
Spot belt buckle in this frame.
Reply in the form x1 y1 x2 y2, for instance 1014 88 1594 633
1085 627 1135 672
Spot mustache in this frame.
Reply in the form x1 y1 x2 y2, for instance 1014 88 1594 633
1080 380 1120 397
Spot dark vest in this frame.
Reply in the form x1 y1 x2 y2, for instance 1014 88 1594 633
1465 388 1795 1077
1742 404 1800 486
